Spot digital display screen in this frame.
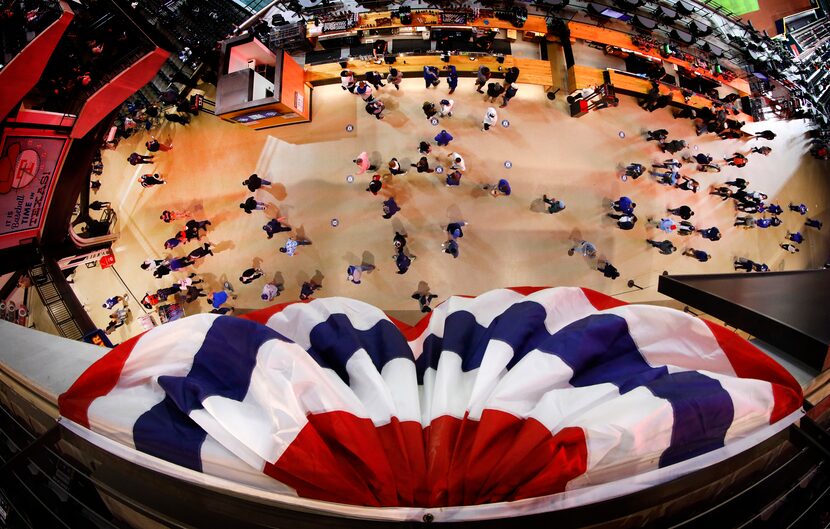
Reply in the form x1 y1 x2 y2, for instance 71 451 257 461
232 110 281 123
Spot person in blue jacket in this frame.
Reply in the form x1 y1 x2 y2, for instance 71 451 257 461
445 65 458 94
423 65 440 88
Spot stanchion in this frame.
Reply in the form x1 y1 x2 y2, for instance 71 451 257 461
627 280 644 290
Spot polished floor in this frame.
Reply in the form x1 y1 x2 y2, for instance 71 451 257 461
71 77 830 340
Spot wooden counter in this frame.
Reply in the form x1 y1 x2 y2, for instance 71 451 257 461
568 21 751 95
304 54 554 87
569 64 753 121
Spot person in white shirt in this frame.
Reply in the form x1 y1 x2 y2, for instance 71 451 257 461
449 153 465 172
340 70 355 92
481 107 497 131
439 98 454 117
261 282 284 301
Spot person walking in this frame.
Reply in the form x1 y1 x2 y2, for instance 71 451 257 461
445 65 458 94
393 231 408 252
243 174 272 191
382 197 400 219
261 281 284 301
263 218 291 238
789 203 808 215
596 260 620 280
365 70 385 89
624 163 645 180
434 129 453 147
102 294 128 310
446 170 462 187
677 220 696 236
753 130 776 140
394 249 412 274
449 153 466 172
485 82 504 103
612 196 636 215
279 236 312 256
240 196 266 214
128 152 154 165
160 209 191 223
446 221 467 240
207 288 237 311
483 178 511 197
340 69 356 92
645 129 668 142
500 84 518 108
354 151 375 174
750 146 772 156
765 203 784 215
607 213 637 230
145 138 173 152
780 243 800 253
661 140 687 154
676 176 699 193
786 231 804 244
504 66 520 86
683 248 711 262
423 66 440 88
481 107 498 132
355 81 374 102
366 174 383 195
418 141 432 156
649 217 677 233
386 68 403 90
168 256 195 272
299 280 322 300
439 99 454 117
697 227 721 241
422 101 438 120
139 173 165 187
240 268 264 284
733 258 756 272
475 66 491 93
411 157 433 173
388 158 407 175
412 291 438 312
667 205 694 220
646 239 676 255
347 264 376 285
805 218 823 230
366 99 385 120
543 195 566 213
89 200 111 210
187 242 214 260
724 153 748 167
568 240 597 258
734 216 755 228
442 238 459 258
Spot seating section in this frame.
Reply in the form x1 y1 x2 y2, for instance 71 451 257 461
0 0 62 68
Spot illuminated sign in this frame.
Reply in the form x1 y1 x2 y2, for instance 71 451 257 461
82 329 114 348
232 110 280 123
0 134 67 236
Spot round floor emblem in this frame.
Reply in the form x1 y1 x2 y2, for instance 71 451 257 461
501 119 510 128
430 118 439 126
504 160 512 169
331 218 339 227
435 166 444 174
621 173 628 182
346 175 354 183
346 124 354 132
694 144 700 151
618 131 625 138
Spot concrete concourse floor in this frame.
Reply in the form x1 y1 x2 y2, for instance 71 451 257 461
70 76 830 341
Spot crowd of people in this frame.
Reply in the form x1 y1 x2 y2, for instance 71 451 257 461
99 60 825 334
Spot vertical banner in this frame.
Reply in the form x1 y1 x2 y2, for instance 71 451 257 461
0 134 68 237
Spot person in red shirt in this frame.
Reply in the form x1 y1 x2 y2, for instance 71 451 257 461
724 153 747 167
